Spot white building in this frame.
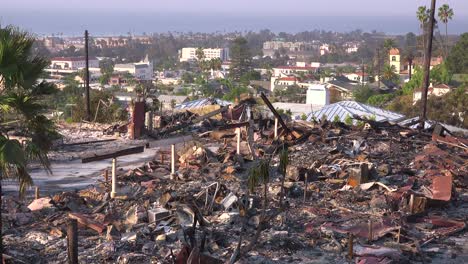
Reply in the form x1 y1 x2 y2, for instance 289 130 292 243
413 84 452 104
179 47 229 62
344 42 360 53
306 83 330 106
320 44 330 56
344 72 369 84
272 66 317 78
114 55 153 80
48 56 99 71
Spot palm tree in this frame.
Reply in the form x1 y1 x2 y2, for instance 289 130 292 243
382 64 398 82
383 39 396 51
405 53 415 80
417 6 430 58
438 4 454 58
0 25 58 257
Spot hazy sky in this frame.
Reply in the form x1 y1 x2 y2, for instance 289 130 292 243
4 0 467 16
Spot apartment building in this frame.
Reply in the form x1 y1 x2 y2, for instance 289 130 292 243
179 47 230 62
49 57 99 70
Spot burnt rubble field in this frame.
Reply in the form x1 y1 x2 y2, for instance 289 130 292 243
2 103 468 264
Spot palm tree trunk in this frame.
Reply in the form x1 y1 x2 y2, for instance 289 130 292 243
445 23 449 59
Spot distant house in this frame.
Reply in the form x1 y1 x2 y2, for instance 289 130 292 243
276 76 299 86
325 79 360 100
413 83 452 104
344 72 369 84
114 55 153 80
306 101 405 124
179 47 229 62
272 66 317 77
157 95 189 110
49 56 99 71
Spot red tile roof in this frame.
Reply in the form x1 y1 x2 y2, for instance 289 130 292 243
278 77 298 81
276 66 317 71
389 48 400 55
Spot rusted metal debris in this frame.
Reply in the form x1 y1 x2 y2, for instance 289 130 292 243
3 107 468 263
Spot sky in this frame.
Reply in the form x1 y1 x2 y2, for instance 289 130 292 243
1 0 467 35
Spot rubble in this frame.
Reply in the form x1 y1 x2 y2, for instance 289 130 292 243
2 99 468 263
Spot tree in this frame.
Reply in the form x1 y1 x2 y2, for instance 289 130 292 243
0 26 59 257
417 6 430 56
438 4 454 58
229 37 251 81
382 64 399 83
383 39 396 51
446 33 468 74
353 85 376 103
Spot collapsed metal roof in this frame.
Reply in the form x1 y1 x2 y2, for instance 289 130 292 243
175 98 231 110
306 101 405 123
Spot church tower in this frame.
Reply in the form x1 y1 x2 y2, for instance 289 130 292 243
389 48 401 74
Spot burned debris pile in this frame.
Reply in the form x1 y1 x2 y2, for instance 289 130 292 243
2 97 467 264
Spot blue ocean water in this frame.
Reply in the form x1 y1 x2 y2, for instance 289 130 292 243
1 10 467 36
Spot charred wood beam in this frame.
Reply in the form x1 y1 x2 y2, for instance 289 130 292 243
153 105 230 137
81 146 145 163
62 139 116 147
218 121 250 130
259 92 294 138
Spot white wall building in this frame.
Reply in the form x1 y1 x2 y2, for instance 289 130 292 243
114 56 153 80
179 47 229 62
272 66 317 78
49 57 99 70
306 83 330 106
413 84 452 104
344 72 369 84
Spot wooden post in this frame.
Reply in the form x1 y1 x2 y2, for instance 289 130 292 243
111 158 117 198
104 170 108 183
236 128 241 155
303 172 308 203
35 186 40 199
396 227 401 243
419 0 437 128
348 233 354 259
368 220 373 243
274 118 278 139
67 219 78 264
409 194 414 214
171 144 175 175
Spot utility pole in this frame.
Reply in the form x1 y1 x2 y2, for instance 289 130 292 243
420 0 436 128
361 60 365 88
84 30 91 121
376 48 381 89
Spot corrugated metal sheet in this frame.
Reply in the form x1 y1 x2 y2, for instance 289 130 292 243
175 98 231 110
306 101 405 123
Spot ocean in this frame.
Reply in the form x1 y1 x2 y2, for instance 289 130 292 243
1 10 467 36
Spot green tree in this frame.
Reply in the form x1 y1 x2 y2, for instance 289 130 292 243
383 39 396 52
0 26 59 256
382 64 399 83
229 37 251 81
446 33 468 74
430 62 452 84
353 85 376 103
437 4 454 58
